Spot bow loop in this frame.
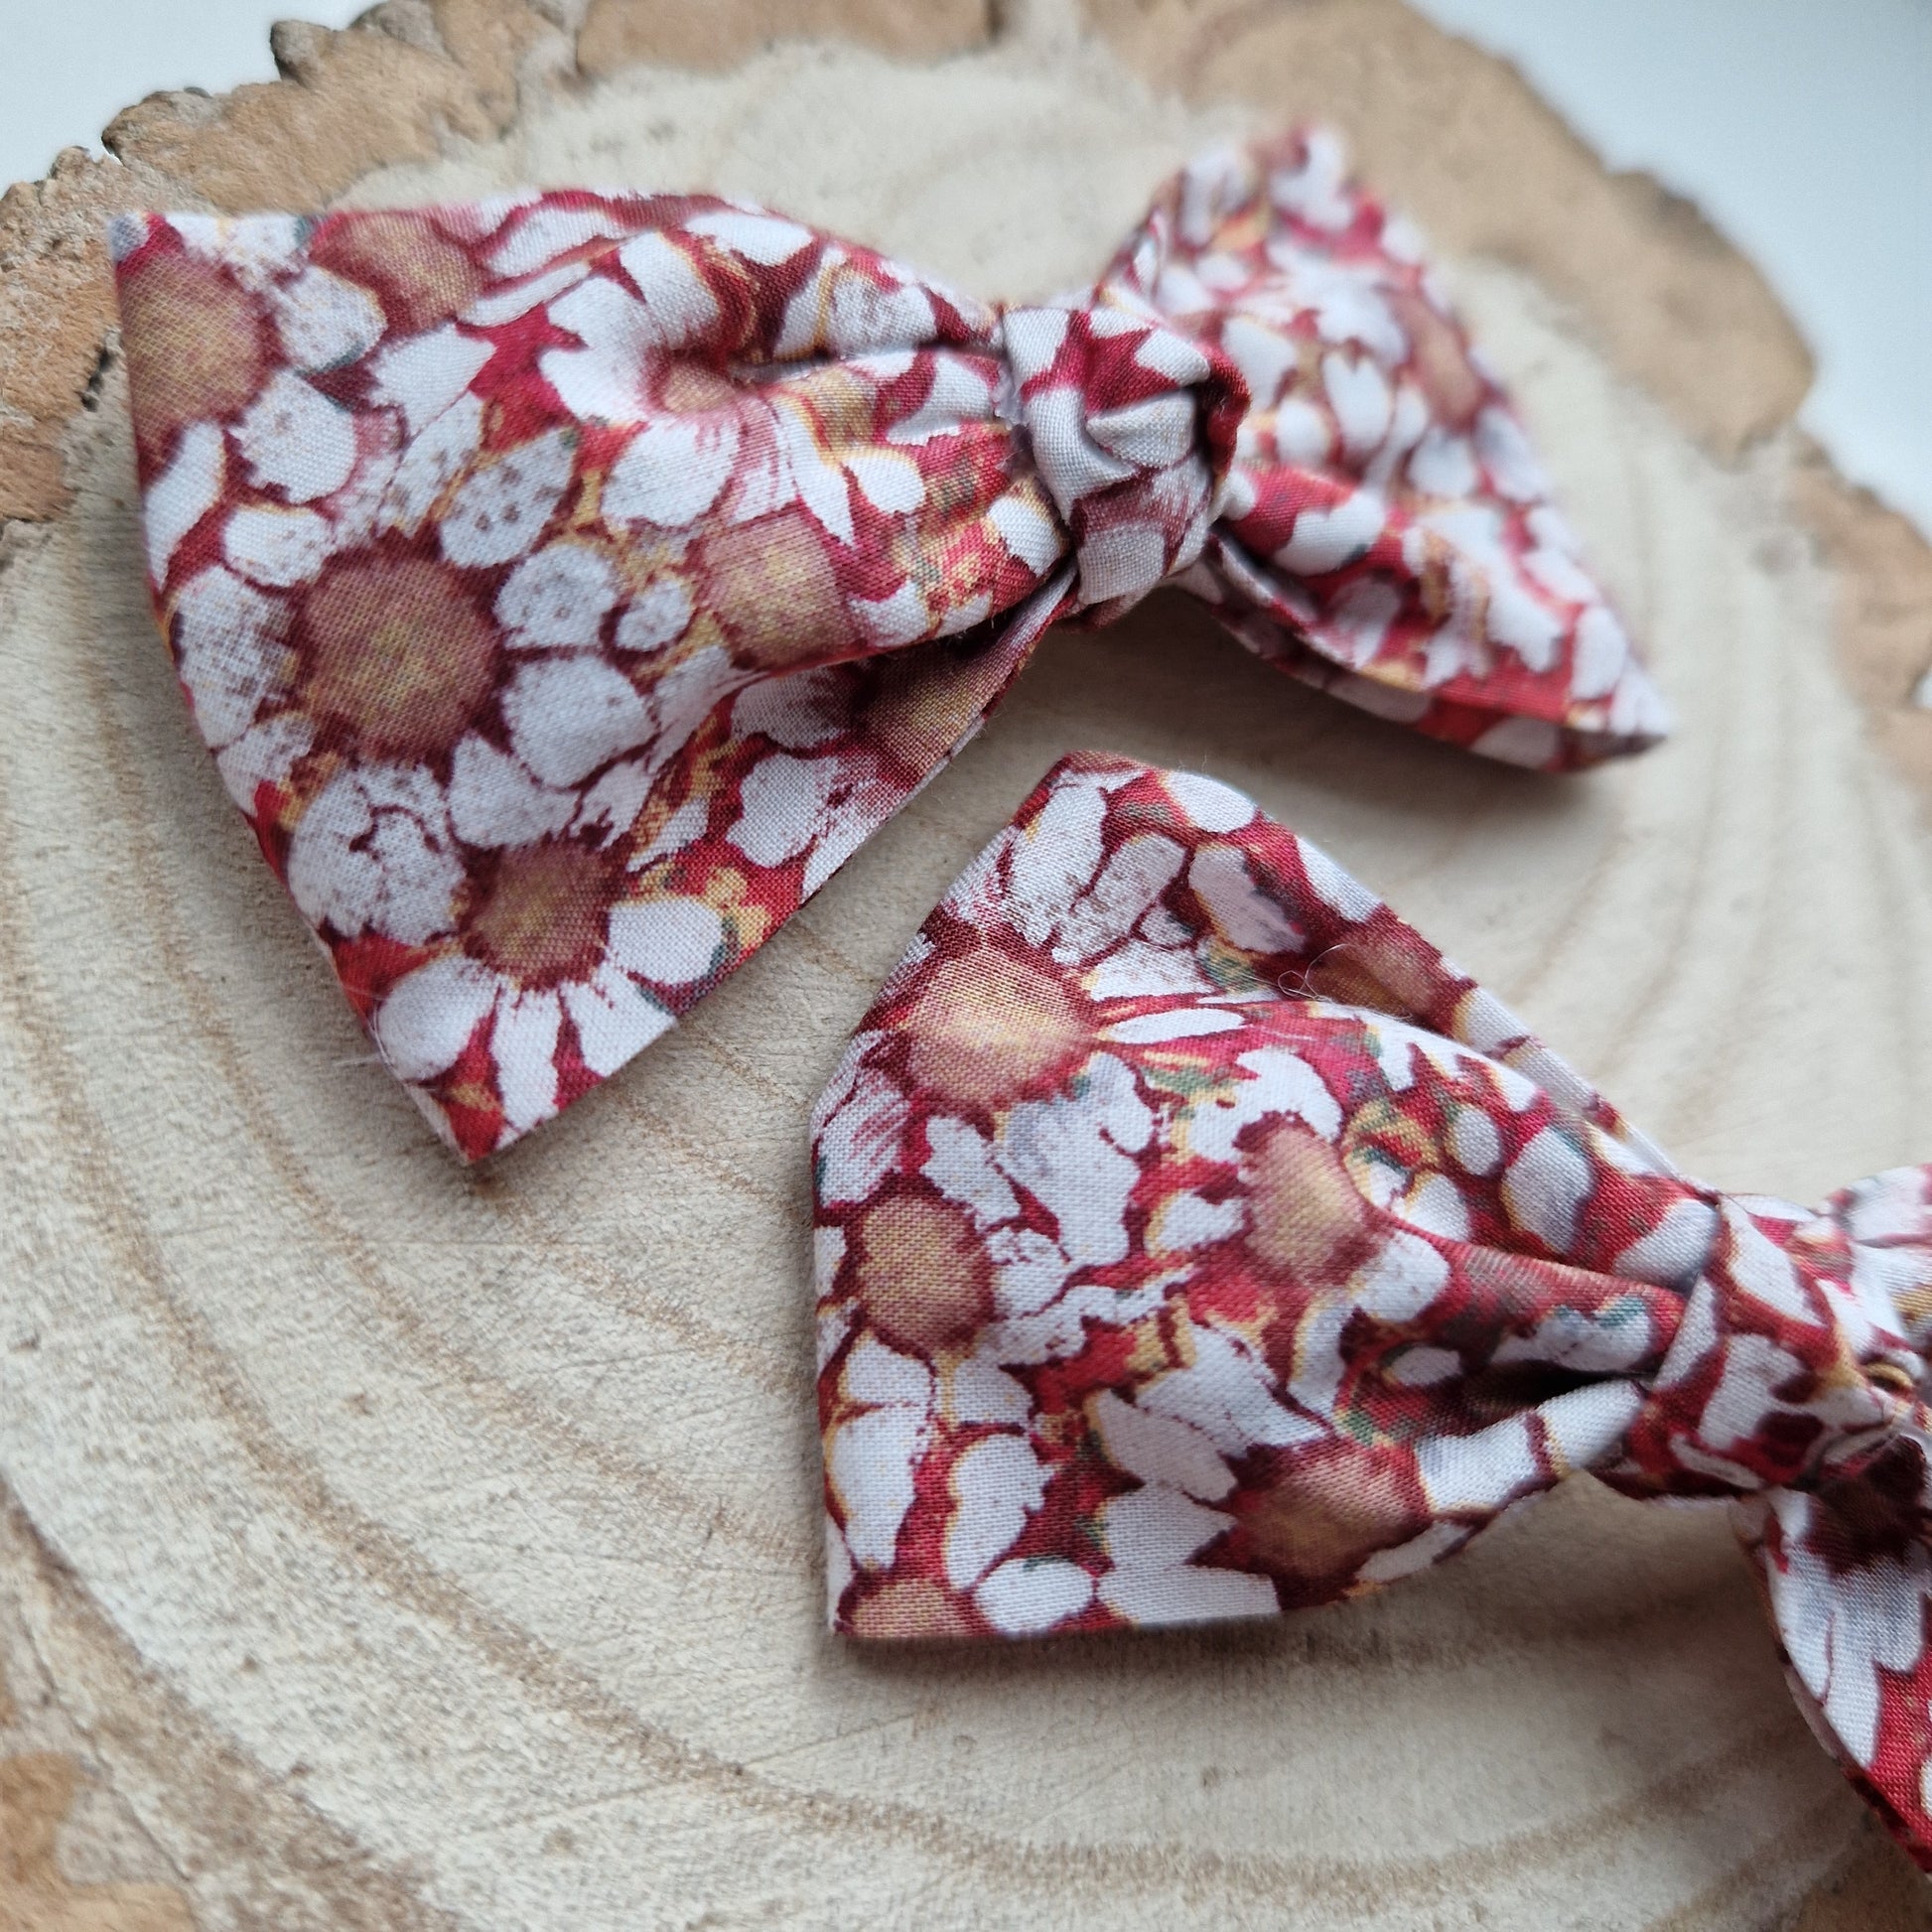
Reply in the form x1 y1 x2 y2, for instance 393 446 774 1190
1002 301 1246 620
813 753 1932 1867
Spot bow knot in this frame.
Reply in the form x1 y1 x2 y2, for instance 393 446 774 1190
1001 301 1246 618
1616 1188 1932 1502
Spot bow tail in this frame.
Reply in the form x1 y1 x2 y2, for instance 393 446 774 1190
1736 1470 1932 1867
1194 533 1668 775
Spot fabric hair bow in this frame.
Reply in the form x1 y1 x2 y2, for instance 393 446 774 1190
813 752 1932 1867
111 133 1666 1160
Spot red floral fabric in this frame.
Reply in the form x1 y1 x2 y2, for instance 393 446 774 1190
813 752 1932 1868
111 132 1665 1159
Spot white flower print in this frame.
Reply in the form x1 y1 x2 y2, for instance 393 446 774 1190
369 324 495 435
144 422 224 583
236 371 357 503
988 1227 1076 1319
1493 1302 1654 1374
1571 604 1633 701
1162 767 1256 833
170 211 303 290
446 642 732 862
1096 1483 1276 1625
447 734 579 850
214 713 314 815
998 1054 1153 1267
726 750 901 895
602 415 740 528
1083 941 1217 1000
539 249 721 419
1184 1045 1342 1163
943 1434 1049 1589
486 203 633 279
684 208 816 265
827 1334 934 1571
223 503 332 588
286 763 465 945
495 543 620 648
1090 1389 1235 1502
974 1558 1095 1636
1147 1188 1246 1254
945 1352 1033 1427
381 392 485 537
500 654 651 788
544 261 926 544
615 576 694 656
1139 1319 1325 1452
1188 842 1306 953
922 1116 1023 1227
370 880 712 1141
814 1057 912 1208
1763 1488 1931 1772
171 564 291 749
362 745 736 1133
1273 488 1385 575
1501 1126 1596 1253
729 666 852 751
1321 351 1393 462
439 428 575 568
1006 791 1187 964
270 265 385 372
774 247 939 358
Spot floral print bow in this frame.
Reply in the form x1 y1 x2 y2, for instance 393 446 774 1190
813 753 1932 1867
111 132 1666 1159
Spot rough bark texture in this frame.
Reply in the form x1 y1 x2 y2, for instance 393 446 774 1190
2 2 1930 1926
576 0 994 74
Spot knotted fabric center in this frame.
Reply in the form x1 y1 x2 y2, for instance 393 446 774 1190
1617 1185 1930 1504
1001 301 1245 619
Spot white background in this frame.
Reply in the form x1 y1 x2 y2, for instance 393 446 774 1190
1 0 1928 537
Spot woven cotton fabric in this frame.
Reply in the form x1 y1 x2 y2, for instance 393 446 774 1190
812 753 1932 1868
111 132 1665 1159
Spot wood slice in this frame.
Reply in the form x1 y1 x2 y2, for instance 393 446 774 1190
3 2 1931 1925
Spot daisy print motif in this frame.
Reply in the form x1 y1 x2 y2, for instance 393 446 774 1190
813 754 1932 1873
113 130 1664 1157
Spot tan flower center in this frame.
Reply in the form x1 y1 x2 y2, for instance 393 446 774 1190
466 840 614 988
311 212 483 333
1237 1448 1421 1586
693 507 856 671
1243 1120 1373 1282
864 649 996 777
301 556 498 759
659 363 739 413
902 946 1091 1113
853 1192 992 1361
118 251 265 468
846 1577 974 1641
1389 288 1486 430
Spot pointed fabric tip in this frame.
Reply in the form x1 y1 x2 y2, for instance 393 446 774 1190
114 131 1662 1157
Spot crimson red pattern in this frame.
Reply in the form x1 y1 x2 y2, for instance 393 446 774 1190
813 753 1932 1868
111 132 1666 1159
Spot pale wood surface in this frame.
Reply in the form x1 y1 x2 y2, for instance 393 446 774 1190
3 3 1931 1925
